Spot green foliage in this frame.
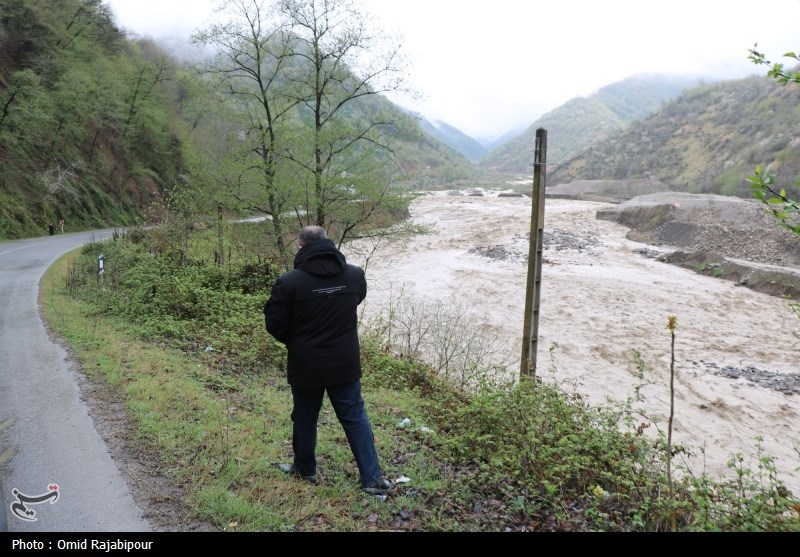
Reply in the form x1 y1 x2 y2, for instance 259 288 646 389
685 442 800 532
747 166 800 236
365 336 800 531
431 379 674 530
744 46 800 320
71 234 284 372
0 0 207 239
748 45 800 85
745 46 800 243
360 334 461 403
746 166 800 320
34 18 800 531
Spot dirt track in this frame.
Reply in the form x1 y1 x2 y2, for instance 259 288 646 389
346 190 800 494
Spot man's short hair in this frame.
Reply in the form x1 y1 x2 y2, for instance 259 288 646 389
298 226 328 247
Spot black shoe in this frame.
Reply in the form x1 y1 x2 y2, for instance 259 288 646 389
362 477 392 495
277 463 318 484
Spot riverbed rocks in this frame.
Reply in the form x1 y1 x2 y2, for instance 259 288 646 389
689 360 800 395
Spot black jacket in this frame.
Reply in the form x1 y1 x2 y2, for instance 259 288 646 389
264 239 367 388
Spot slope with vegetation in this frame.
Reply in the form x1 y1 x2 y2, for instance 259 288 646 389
0 0 190 239
479 75 696 175
413 113 488 161
549 74 800 200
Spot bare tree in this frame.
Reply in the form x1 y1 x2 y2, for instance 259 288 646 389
278 0 414 238
363 287 517 391
192 0 300 263
191 0 414 260
39 159 80 203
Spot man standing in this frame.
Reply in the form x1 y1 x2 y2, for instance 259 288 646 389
264 226 392 496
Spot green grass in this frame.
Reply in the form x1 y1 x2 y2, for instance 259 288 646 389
41 248 467 531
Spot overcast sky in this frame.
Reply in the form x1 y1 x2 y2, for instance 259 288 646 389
105 0 800 142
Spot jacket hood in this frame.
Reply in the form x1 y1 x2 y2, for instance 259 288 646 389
293 238 347 277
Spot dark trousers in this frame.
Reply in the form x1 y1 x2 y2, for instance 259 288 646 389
290 379 382 486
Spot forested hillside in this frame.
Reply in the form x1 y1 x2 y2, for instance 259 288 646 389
414 113 487 161
0 0 475 242
479 75 696 175
549 75 800 198
0 0 190 238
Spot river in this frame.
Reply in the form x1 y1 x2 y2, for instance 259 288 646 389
345 189 800 495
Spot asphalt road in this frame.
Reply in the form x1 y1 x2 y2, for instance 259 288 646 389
0 230 151 532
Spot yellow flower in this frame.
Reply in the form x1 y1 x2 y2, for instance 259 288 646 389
667 315 678 331
592 485 608 498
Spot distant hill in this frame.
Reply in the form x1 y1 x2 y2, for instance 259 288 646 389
407 112 487 161
369 99 479 184
548 75 800 198
481 126 526 151
479 75 698 175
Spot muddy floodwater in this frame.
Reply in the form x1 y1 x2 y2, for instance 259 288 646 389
345 190 800 494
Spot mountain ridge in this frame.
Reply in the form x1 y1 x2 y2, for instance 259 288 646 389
548 74 800 198
479 74 700 175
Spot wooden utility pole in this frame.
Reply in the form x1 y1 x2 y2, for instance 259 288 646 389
520 128 547 379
